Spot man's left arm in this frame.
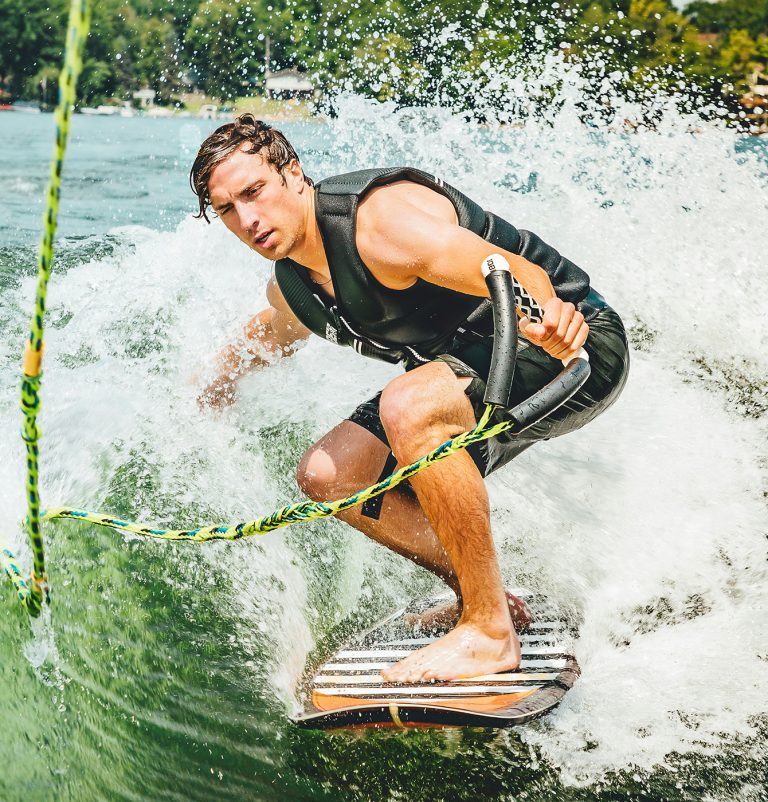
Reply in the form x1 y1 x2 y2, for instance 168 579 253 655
357 196 589 363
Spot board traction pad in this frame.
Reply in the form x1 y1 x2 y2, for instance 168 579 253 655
293 590 579 730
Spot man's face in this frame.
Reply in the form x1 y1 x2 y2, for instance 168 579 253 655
207 145 308 260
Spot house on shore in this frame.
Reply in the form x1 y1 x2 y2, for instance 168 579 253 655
133 88 157 109
265 68 315 100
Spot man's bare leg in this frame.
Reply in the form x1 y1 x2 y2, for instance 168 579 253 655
377 362 520 682
298 362 522 682
297 422 532 632
338 483 532 634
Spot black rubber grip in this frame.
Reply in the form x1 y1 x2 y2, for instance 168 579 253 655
483 269 519 407
507 357 591 431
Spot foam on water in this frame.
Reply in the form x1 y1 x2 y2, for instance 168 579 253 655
1 57 766 792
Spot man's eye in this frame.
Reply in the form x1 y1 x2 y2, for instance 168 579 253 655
247 186 261 196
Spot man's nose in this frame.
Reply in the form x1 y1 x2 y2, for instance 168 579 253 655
236 202 258 232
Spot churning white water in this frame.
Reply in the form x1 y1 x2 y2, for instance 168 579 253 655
1 65 766 794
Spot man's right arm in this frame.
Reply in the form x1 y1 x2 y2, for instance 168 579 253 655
199 275 311 408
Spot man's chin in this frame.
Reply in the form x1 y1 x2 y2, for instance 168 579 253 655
248 232 295 261
251 241 285 259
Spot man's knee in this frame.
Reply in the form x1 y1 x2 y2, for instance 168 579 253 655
379 375 432 446
379 367 471 454
296 446 339 501
297 422 392 502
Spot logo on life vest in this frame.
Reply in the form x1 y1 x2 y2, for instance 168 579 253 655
325 323 339 344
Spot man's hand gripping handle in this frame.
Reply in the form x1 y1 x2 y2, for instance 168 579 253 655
480 253 590 417
480 254 589 366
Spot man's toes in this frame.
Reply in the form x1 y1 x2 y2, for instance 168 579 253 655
399 666 421 684
429 668 447 682
383 661 414 683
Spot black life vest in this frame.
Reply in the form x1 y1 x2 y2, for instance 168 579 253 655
275 167 603 366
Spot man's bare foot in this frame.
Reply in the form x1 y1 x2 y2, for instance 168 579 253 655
381 621 521 683
407 591 533 634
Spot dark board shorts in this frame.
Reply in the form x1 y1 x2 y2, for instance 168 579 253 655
347 305 630 519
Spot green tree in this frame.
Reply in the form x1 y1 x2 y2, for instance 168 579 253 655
185 0 267 99
685 0 768 39
79 0 186 104
716 28 768 95
0 0 68 97
1 0 765 122
134 16 183 100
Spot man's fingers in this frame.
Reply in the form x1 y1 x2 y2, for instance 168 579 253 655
519 317 546 340
518 316 533 335
534 298 574 346
555 302 575 342
537 298 562 344
521 299 589 360
563 310 584 347
549 321 590 360
197 377 237 410
573 321 589 351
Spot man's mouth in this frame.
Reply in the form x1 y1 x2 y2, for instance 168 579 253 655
254 230 274 248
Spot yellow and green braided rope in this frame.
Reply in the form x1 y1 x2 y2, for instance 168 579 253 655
39 405 518 542
0 0 91 616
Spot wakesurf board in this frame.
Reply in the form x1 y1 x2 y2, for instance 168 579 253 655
294 589 579 730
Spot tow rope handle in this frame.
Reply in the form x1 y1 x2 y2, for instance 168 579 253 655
480 253 591 428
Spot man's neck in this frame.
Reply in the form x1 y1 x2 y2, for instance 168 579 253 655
287 187 327 271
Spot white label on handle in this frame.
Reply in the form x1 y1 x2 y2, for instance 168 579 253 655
481 253 511 277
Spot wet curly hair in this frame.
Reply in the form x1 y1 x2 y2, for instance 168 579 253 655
189 113 313 222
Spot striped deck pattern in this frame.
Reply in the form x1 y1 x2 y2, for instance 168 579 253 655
295 591 580 729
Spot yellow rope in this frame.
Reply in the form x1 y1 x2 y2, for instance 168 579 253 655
1 0 91 616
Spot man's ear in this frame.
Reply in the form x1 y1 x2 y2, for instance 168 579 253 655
287 158 305 189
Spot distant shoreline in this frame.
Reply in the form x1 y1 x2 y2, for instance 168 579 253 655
4 97 766 137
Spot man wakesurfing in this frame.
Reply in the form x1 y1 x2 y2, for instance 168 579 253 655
190 114 629 684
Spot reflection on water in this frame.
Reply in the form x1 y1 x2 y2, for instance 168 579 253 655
0 86 766 802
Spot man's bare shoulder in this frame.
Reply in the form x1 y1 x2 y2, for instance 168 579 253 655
265 271 311 342
359 180 458 227
356 181 459 284
266 272 289 311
